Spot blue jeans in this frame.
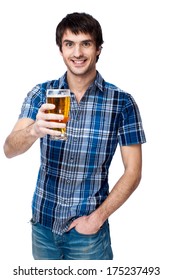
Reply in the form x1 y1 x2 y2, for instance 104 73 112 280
31 219 113 260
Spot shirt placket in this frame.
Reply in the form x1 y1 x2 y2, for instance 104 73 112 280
64 94 83 186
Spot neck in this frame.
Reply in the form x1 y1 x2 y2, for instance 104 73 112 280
67 71 97 103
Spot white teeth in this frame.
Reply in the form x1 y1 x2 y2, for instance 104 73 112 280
73 60 84 64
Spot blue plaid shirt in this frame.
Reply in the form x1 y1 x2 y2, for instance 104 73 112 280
19 72 146 234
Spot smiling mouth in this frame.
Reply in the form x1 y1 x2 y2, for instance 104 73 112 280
72 59 87 65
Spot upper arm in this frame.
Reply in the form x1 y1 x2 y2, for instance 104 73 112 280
120 144 142 174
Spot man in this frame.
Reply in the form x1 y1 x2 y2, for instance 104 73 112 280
3 12 146 260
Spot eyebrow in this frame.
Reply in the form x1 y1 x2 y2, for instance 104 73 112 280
62 39 93 44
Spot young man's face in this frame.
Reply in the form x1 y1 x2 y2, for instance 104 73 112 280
60 29 101 77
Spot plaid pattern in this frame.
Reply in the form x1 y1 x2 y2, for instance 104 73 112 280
19 72 146 234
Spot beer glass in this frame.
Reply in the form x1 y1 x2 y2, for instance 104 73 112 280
46 89 70 140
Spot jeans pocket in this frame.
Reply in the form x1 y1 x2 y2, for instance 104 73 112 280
72 227 101 237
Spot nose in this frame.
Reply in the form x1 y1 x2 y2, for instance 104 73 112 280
73 44 83 57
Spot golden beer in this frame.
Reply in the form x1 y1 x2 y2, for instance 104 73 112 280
46 89 70 140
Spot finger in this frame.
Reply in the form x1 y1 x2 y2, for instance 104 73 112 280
38 127 62 137
37 110 64 121
45 113 64 121
39 103 55 112
37 120 66 129
48 121 66 129
67 220 78 231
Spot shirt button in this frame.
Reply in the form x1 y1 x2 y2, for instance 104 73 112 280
74 137 78 142
70 157 74 163
66 179 71 184
76 114 80 120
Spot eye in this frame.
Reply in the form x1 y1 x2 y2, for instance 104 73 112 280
82 41 92 48
64 41 74 48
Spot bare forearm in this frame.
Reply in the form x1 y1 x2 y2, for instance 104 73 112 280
68 170 142 234
91 170 141 226
3 124 38 158
68 145 143 235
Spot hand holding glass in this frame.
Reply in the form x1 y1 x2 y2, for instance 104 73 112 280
46 89 70 140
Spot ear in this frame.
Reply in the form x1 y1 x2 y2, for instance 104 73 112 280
96 46 102 56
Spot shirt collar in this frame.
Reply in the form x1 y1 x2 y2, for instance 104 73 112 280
58 72 69 89
94 71 105 92
58 71 105 93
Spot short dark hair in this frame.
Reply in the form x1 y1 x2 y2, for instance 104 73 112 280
56 12 104 62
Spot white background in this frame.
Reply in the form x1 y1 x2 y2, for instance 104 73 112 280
0 0 172 279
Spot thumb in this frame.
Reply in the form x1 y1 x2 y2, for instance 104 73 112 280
67 218 80 231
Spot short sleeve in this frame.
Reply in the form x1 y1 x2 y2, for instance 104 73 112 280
19 84 46 120
117 94 146 146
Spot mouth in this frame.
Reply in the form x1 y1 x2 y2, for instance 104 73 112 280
71 59 87 66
